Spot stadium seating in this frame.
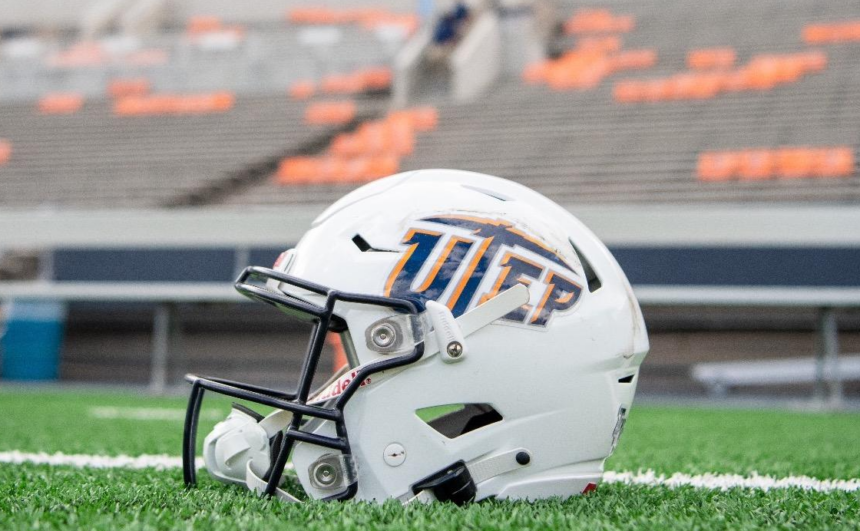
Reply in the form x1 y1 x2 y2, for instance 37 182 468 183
687 48 736 70
698 148 855 182
38 94 85 115
286 6 418 35
304 101 357 125
222 0 860 206
563 8 635 35
2 0 860 209
0 25 397 102
613 51 827 103
113 92 235 116
0 95 385 207
275 107 437 185
107 78 151 99
803 20 860 44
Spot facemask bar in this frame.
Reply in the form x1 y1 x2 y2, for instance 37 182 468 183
183 265 425 501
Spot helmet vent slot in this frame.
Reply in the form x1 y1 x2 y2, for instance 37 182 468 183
569 238 602 293
461 184 511 201
352 234 398 253
416 403 503 439
618 374 635 384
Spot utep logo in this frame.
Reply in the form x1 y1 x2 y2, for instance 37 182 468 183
384 214 583 327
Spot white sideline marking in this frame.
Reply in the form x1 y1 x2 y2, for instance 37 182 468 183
0 451 856 493
603 470 860 493
88 407 223 421
0 451 203 470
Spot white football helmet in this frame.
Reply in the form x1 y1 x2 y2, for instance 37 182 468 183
183 169 648 505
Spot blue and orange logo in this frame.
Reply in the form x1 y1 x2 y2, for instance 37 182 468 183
385 214 583 327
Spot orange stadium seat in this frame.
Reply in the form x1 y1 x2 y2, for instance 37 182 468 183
700 147 854 181
362 121 414 156
389 107 439 131
277 157 320 184
278 106 434 186
108 78 150 99
721 69 755 92
361 67 393 90
814 147 854 177
609 49 658 71
287 7 417 33
287 7 344 25
331 116 416 157
38 93 84 114
564 9 635 34
46 42 107 68
526 45 657 92
803 21 860 44
304 101 357 125
187 16 223 34
612 80 643 103
277 154 400 185
319 67 393 95
795 50 828 72
330 133 367 156
665 74 700 100
738 150 776 180
321 74 362 94
289 80 316 100
522 61 551 84
364 154 399 180
114 92 235 116
0 140 11 165
549 61 609 90
688 48 736 70
577 36 622 53
775 148 818 179
616 50 827 104
697 152 739 181
642 79 673 102
123 49 169 66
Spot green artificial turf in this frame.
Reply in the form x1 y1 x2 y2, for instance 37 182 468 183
0 389 858 530
2 390 858 479
1 465 857 531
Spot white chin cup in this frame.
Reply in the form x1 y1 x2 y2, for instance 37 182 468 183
203 408 273 486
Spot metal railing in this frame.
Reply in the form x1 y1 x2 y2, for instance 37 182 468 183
0 281 858 406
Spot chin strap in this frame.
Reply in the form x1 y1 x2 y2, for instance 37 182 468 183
245 461 301 503
401 448 531 505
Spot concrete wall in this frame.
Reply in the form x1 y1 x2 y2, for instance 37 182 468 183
2 0 104 29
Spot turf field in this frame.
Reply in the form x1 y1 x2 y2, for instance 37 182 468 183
0 389 858 530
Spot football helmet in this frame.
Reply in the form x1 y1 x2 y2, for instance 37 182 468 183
183 169 648 504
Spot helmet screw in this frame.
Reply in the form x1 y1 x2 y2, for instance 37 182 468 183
446 341 463 358
312 462 338 487
516 451 531 465
371 324 396 349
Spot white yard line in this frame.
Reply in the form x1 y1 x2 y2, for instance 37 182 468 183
1 451 858 493
603 470 860 492
88 406 223 421
0 451 202 470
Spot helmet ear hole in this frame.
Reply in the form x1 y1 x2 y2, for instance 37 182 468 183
416 404 503 439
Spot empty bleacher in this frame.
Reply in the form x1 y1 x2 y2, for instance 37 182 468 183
0 25 398 102
226 0 860 206
0 94 385 208
2 0 860 209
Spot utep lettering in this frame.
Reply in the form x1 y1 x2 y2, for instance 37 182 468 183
385 215 583 327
